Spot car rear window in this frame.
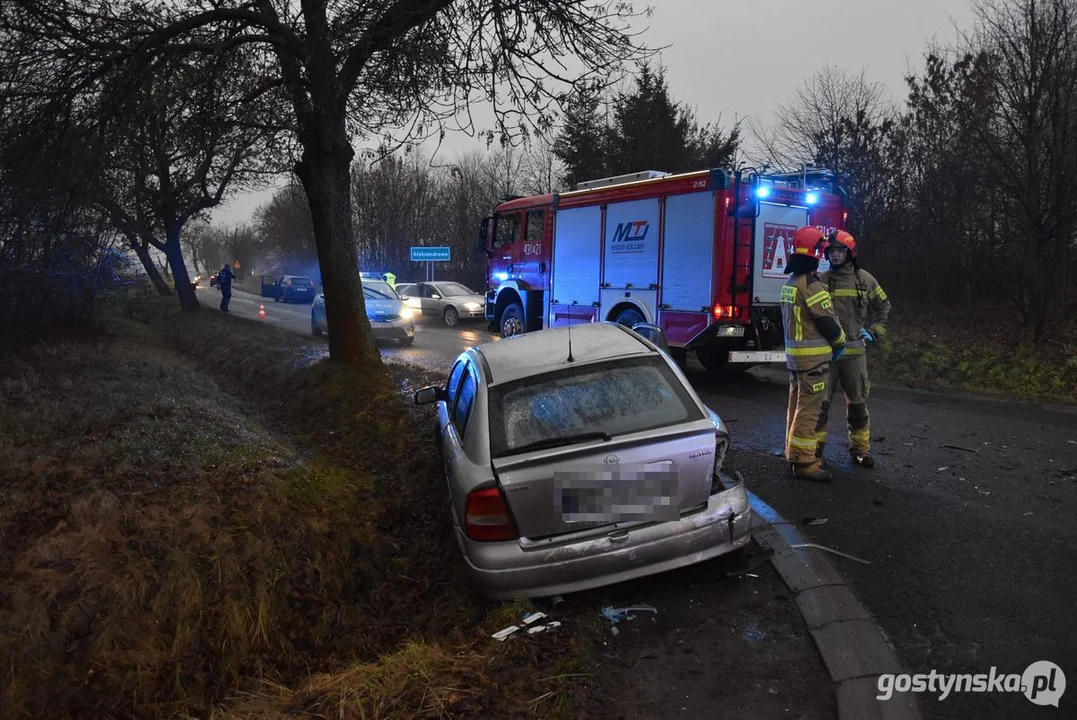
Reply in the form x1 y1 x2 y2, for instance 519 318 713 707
488 355 704 457
291 277 314 286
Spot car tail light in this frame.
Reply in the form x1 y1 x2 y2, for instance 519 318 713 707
465 487 518 542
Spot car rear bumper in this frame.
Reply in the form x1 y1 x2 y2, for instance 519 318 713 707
457 477 752 599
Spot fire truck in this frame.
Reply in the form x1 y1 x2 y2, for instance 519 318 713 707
479 167 848 370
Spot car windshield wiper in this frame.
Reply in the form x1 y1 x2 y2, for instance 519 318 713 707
496 431 612 458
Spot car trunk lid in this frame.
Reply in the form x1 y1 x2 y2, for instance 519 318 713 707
491 420 717 540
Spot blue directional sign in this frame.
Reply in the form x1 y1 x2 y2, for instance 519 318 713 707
410 246 451 262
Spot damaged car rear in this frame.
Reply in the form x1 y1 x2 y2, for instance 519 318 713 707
414 321 752 600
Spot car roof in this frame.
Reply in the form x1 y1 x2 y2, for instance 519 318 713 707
473 322 656 385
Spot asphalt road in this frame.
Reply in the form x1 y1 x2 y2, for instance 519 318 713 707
204 286 499 370
206 284 1077 717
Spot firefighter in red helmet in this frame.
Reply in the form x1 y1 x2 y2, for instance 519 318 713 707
781 226 847 482
818 230 891 467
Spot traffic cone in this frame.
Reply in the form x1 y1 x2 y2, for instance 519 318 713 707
258 304 266 319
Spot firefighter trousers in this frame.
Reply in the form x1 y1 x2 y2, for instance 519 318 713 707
819 353 871 455
786 363 830 465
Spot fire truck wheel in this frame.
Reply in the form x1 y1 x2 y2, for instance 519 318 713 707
500 302 525 337
612 306 646 328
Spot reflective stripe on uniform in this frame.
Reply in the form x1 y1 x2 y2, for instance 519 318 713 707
785 345 832 357
789 435 818 451
831 288 860 298
844 346 866 356
794 306 803 341
805 290 830 307
850 429 871 443
870 286 888 301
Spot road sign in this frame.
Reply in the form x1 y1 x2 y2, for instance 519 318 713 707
410 246 451 262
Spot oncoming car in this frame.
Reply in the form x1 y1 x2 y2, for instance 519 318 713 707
311 278 415 346
414 321 751 599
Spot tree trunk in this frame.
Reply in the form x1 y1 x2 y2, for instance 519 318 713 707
163 221 200 312
295 124 376 364
131 237 171 296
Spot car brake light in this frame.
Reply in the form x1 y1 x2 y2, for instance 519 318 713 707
465 487 518 542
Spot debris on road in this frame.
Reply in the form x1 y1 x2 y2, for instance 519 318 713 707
492 625 520 642
801 517 829 526
942 444 979 453
527 621 562 635
790 543 872 565
601 604 658 624
938 466 949 472
911 434 929 440
522 612 547 626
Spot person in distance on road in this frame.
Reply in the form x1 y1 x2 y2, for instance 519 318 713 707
781 227 847 483
817 230 892 468
217 264 236 313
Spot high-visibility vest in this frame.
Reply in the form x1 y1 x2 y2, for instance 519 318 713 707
383 272 396 288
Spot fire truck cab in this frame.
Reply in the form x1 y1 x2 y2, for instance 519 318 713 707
479 167 848 370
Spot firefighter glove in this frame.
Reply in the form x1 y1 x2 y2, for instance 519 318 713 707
860 327 875 344
832 346 846 362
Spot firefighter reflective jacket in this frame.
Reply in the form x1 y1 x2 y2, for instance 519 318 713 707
819 263 892 356
781 273 847 371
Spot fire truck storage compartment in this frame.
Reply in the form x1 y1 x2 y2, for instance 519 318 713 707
550 205 601 327
753 202 810 304
601 198 660 323
660 191 714 311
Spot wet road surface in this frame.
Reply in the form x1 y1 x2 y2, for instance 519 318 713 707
206 284 1077 717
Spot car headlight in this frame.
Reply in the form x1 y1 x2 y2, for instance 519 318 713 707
464 302 482 311
399 307 414 320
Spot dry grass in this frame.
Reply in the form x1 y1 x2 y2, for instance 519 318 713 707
868 303 1077 404
0 298 596 719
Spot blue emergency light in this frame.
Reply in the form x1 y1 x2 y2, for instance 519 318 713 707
755 186 771 199
805 192 819 205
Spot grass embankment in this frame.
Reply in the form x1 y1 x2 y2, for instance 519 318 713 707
866 305 1077 404
0 296 597 718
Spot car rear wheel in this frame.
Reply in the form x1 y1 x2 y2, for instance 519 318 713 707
443 306 459 327
499 302 525 337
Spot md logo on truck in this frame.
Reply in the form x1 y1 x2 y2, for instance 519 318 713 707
610 221 649 253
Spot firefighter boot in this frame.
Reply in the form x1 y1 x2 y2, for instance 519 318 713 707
793 460 833 483
850 450 875 468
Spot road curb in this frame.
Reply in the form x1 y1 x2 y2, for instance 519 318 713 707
736 482 922 720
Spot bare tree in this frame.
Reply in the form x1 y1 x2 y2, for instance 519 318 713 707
1 0 651 363
962 0 1077 339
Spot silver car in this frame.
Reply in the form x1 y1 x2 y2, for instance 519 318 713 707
311 278 415 346
406 282 485 326
414 322 751 599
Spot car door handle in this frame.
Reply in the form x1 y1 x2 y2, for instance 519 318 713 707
608 529 629 542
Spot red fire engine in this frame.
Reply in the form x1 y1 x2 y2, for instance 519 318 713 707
479 167 848 370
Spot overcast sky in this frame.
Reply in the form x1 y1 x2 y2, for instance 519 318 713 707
211 0 975 226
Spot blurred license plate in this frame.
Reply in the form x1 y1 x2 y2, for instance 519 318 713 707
555 465 679 523
370 320 391 328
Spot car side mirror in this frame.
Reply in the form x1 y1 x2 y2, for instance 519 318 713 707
414 386 446 405
430 293 441 300
631 322 671 354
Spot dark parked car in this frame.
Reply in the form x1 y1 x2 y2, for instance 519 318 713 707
275 275 317 303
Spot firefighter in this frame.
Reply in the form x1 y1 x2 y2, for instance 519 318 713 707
782 227 847 482
818 230 892 467
217 263 236 312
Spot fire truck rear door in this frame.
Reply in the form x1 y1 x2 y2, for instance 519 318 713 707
753 203 810 305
